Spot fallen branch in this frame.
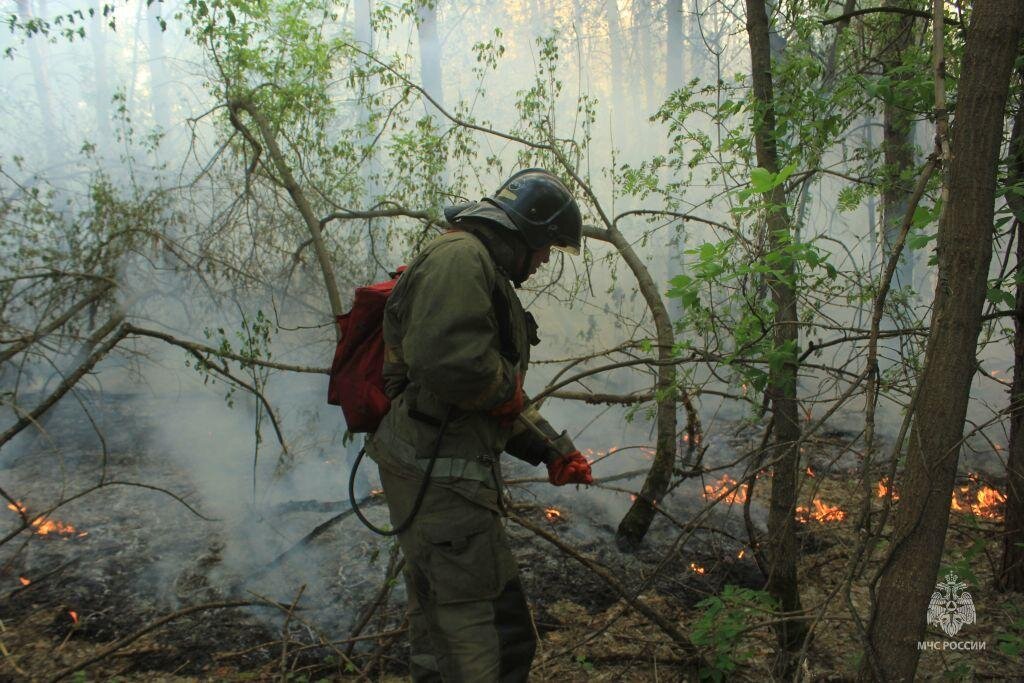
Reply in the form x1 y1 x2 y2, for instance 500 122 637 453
0 316 127 452
346 544 404 658
510 513 705 672
247 492 386 581
0 282 114 364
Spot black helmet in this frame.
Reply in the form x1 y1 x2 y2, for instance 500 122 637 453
482 168 582 255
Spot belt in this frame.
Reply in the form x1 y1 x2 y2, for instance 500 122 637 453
413 456 495 484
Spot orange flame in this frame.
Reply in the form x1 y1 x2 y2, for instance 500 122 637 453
805 467 815 478
7 502 79 537
544 507 563 522
876 478 899 501
703 475 748 505
19 577 30 586
796 499 847 523
737 549 746 559
950 477 1006 520
69 611 79 624
689 562 707 575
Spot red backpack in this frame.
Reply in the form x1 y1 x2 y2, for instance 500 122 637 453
327 267 406 432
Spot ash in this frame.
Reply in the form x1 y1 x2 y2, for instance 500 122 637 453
0 390 849 679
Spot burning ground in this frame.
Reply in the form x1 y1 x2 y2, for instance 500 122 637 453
1 392 1021 681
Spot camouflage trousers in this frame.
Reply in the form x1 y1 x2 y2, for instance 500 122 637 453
377 464 536 682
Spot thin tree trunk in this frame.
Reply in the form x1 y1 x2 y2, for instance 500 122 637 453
90 0 112 146
611 221 679 549
861 1 1024 678
604 0 627 136
632 0 656 126
666 0 683 97
880 0 919 294
16 0 60 168
415 2 446 192
227 98 344 323
416 4 444 120
147 0 170 131
1000 67 1024 593
744 0 805 676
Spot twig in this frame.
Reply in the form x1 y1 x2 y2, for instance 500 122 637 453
246 492 385 581
0 317 126 451
124 324 328 374
346 544 403 658
5 558 80 601
45 601 256 682
510 513 705 672
280 585 306 679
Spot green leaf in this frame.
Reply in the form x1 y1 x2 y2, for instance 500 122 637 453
775 161 797 186
750 167 774 193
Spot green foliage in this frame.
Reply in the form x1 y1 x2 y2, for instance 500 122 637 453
996 605 1024 658
691 585 776 681
940 535 987 586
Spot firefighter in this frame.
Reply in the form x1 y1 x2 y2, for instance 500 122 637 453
364 168 593 682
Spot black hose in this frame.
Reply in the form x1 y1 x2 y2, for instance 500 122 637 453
349 406 452 536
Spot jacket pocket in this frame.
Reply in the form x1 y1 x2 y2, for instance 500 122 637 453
419 511 500 605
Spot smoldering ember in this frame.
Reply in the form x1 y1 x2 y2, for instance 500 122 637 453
2 1 1024 681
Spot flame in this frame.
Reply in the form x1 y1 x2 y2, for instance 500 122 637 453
19 577 30 586
689 562 707 575
805 467 815 478
544 507 563 522
737 549 746 559
796 499 847 523
876 478 900 501
6 502 79 537
69 611 78 624
703 475 748 505
950 477 1006 520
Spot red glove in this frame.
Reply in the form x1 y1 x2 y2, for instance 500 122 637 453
547 450 593 486
488 374 525 427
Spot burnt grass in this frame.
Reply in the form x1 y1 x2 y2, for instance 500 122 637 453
1 393 1017 681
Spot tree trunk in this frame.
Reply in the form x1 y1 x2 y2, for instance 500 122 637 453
861 2 1024 678
611 223 679 549
666 0 683 97
744 0 805 676
354 0 382 275
880 0 920 295
604 0 627 137
16 0 60 168
416 3 444 119
1000 67 1024 593
415 2 446 192
147 0 170 131
632 0 656 127
89 1 112 147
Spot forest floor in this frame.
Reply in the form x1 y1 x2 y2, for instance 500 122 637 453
1 394 1022 682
